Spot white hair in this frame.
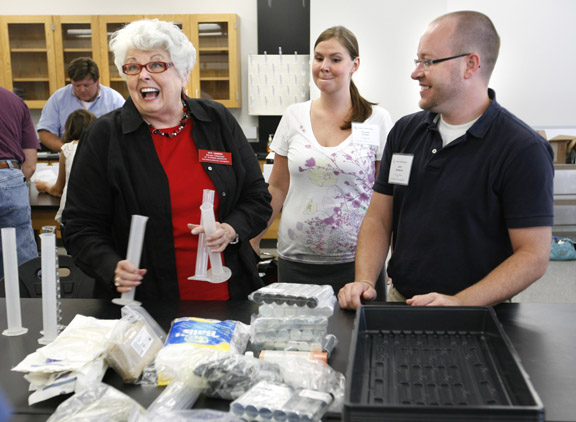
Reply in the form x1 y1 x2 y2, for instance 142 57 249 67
109 19 196 81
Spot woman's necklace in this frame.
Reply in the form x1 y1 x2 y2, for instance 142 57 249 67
148 104 190 139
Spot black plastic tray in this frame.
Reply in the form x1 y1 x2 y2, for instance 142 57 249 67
344 306 544 421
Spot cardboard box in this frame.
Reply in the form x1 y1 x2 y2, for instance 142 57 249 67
549 135 576 164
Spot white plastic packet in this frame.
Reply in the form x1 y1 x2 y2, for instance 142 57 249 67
31 164 58 185
13 315 117 374
12 315 117 404
26 357 107 405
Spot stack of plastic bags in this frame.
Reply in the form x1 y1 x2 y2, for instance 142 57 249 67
12 296 344 422
12 305 165 405
44 382 243 422
12 314 117 404
220 282 346 421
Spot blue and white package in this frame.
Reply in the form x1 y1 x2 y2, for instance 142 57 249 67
165 317 245 351
155 317 250 386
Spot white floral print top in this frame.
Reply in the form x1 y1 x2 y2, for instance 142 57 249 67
272 100 393 264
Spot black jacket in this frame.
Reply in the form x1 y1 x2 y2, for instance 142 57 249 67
63 97 272 303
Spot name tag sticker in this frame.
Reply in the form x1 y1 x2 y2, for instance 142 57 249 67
352 123 380 146
199 149 232 165
388 153 414 185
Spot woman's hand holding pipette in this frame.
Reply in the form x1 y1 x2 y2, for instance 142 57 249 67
113 259 146 292
188 222 237 253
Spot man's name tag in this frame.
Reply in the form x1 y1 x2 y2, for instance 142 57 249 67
352 123 380 146
388 153 414 185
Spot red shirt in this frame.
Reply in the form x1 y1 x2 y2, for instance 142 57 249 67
152 121 230 300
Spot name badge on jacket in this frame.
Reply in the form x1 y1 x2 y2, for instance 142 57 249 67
199 149 233 165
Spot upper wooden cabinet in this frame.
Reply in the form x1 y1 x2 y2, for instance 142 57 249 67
190 14 241 108
0 14 241 109
98 15 193 100
97 15 145 99
0 16 58 109
52 16 101 87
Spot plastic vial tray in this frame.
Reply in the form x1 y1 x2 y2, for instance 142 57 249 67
344 306 544 422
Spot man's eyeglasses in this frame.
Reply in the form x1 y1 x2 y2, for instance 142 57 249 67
121 61 174 75
414 53 470 70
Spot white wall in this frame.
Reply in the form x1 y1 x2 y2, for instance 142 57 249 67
310 0 576 128
3 0 575 130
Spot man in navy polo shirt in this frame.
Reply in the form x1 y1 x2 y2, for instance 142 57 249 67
338 11 554 309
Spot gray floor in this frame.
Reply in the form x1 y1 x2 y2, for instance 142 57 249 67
513 260 576 303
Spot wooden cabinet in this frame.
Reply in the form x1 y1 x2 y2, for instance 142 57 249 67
0 16 58 109
52 16 101 87
145 15 196 101
97 14 241 107
0 14 241 109
97 15 144 99
190 14 241 108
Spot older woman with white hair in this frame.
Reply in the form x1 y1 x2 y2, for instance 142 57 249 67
62 19 271 303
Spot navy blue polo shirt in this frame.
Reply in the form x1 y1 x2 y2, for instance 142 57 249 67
374 89 554 298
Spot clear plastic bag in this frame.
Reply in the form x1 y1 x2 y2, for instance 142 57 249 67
125 305 167 342
230 381 295 421
152 409 243 422
45 382 146 422
230 380 333 422
250 314 328 352
274 356 345 413
258 295 336 318
146 373 206 417
193 353 282 399
106 305 164 383
249 283 334 309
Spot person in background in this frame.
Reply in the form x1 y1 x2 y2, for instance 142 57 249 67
251 26 394 296
34 109 97 226
0 87 41 279
37 57 125 152
338 11 554 310
62 19 271 303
